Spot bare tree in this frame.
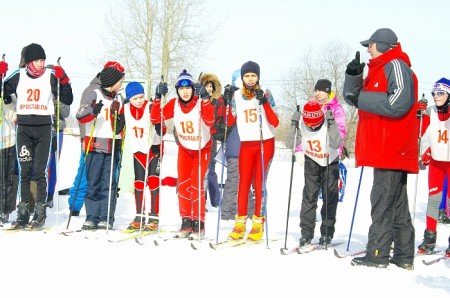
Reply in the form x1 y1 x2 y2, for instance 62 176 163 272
277 40 358 155
103 0 214 96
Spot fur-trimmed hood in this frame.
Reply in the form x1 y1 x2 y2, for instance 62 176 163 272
200 73 222 99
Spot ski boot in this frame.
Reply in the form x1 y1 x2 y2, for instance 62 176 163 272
174 217 192 238
446 236 450 257
127 216 145 231
319 235 332 246
247 215 264 241
144 214 159 231
97 221 112 230
299 235 312 247
28 203 46 228
417 230 436 254
0 213 9 225
81 221 96 230
189 220 205 240
228 215 247 240
11 202 29 229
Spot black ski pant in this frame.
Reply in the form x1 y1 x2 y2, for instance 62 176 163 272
16 124 52 205
0 146 16 214
366 168 415 264
300 156 339 239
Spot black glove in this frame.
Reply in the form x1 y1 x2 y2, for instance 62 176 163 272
194 83 202 95
255 89 268 105
345 92 359 108
155 83 168 99
199 85 210 100
223 85 233 106
93 101 104 116
346 51 366 76
291 111 301 124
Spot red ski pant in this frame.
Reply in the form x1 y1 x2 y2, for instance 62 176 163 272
177 144 211 221
237 138 274 217
426 158 450 231
133 151 160 215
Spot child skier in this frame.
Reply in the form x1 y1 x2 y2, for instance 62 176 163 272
223 61 279 241
76 65 125 230
285 99 344 246
151 70 214 240
417 77 450 253
123 81 164 231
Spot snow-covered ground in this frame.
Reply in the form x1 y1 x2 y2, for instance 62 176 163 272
2 134 449 298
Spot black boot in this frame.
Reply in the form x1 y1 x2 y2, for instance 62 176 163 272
28 203 46 228
174 217 192 238
11 202 29 229
446 236 450 257
418 230 436 253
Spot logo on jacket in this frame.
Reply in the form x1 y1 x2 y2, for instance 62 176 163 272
374 82 379 88
18 145 32 162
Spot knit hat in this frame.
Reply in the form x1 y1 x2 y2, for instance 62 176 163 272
175 69 194 88
432 77 450 94
360 28 398 48
24 43 46 64
100 67 124 88
303 100 324 128
103 61 125 73
241 61 260 79
125 82 145 100
314 79 332 94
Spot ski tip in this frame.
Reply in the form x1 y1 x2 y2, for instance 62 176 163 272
190 243 198 250
333 248 342 258
153 239 159 246
135 237 143 246
209 242 217 250
280 248 288 255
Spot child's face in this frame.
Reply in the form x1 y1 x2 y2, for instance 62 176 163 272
242 73 258 88
205 83 214 97
432 91 449 107
314 90 329 103
178 86 193 101
32 59 45 71
130 94 145 108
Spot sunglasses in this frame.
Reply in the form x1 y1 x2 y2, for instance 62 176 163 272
432 91 447 97
178 79 193 87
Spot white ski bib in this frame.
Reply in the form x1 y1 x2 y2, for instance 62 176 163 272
16 68 54 116
300 121 338 166
124 102 160 153
174 99 211 150
429 106 450 161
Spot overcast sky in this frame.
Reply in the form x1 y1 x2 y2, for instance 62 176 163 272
2 0 448 111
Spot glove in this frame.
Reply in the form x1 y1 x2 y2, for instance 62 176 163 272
345 92 359 108
0 61 8 75
255 88 268 105
421 147 431 167
110 101 120 114
194 83 202 95
295 152 305 166
291 111 301 123
325 108 334 123
223 85 232 106
53 66 70 84
92 101 104 116
155 83 168 99
417 98 428 117
346 51 366 76
199 85 210 100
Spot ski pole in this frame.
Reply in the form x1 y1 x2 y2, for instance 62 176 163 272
346 166 364 251
282 104 300 251
324 106 331 250
66 101 101 229
215 85 231 244
106 107 119 234
157 75 165 235
412 93 427 224
55 57 61 231
197 73 203 241
0 54 5 219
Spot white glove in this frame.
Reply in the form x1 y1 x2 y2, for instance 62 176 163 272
295 152 305 166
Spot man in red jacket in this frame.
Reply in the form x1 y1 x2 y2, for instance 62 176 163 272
343 28 418 270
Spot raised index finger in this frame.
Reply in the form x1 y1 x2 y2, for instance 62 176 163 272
355 51 360 62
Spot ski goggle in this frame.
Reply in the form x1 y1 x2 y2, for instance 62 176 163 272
177 79 193 87
431 91 447 97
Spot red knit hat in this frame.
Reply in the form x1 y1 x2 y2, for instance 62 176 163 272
302 100 324 128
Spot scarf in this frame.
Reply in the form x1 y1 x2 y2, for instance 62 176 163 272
26 62 45 78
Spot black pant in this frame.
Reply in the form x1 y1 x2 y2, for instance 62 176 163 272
0 146 16 213
300 156 339 238
366 168 415 263
16 124 52 205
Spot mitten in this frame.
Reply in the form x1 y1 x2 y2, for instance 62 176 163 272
194 83 202 95
0 61 8 75
346 51 366 76
291 111 301 123
421 147 431 166
199 85 210 100
255 88 268 105
53 66 70 84
93 101 104 116
155 83 168 99
110 101 120 114
223 85 232 106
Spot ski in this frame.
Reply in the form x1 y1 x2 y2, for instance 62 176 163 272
415 249 446 257
209 238 278 250
333 248 367 258
110 230 158 244
296 240 345 254
421 254 450 266
280 246 299 255
1 227 50 233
